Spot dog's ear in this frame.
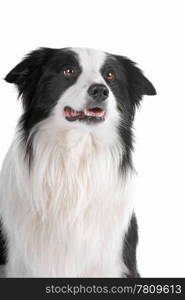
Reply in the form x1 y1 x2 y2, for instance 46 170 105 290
4 48 53 96
116 55 156 103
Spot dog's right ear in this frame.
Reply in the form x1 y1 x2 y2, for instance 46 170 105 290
4 48 53 96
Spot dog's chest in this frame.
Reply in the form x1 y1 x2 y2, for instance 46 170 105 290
30 135 133 277
8 132 133 277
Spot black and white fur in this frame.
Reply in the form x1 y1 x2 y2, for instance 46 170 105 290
0 47 156 277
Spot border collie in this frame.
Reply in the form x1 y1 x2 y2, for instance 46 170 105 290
0 47 156 277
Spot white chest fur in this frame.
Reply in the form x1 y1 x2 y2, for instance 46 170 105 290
0 127 134 277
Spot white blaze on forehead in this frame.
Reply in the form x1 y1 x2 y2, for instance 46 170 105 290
71 47 107 80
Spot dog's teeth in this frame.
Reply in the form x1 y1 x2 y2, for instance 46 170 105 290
84 109 90 116
84 109 105 117
65 107 105 122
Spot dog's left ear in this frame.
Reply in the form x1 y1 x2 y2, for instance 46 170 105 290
4 48 54 96
116 55 156 103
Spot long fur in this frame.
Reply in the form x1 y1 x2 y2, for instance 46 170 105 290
0 47 156 277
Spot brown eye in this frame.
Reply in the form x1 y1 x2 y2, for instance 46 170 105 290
64 67 75 77
105 72 115 81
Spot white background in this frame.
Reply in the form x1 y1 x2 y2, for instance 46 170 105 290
0 0 185 277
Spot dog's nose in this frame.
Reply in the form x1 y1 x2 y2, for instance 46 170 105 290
88 84 109 102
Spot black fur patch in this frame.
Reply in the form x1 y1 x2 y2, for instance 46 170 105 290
123 214 140 277
5 48 81 163
101 55 156 172
0 221 6 265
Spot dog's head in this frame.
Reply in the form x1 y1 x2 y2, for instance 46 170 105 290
5 47 156 162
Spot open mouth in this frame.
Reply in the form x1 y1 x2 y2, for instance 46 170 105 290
64 106 106 123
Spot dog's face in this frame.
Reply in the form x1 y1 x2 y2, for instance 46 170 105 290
5 47 156 131
5 47 156 164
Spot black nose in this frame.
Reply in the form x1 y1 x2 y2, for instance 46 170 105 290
88 84 109 102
